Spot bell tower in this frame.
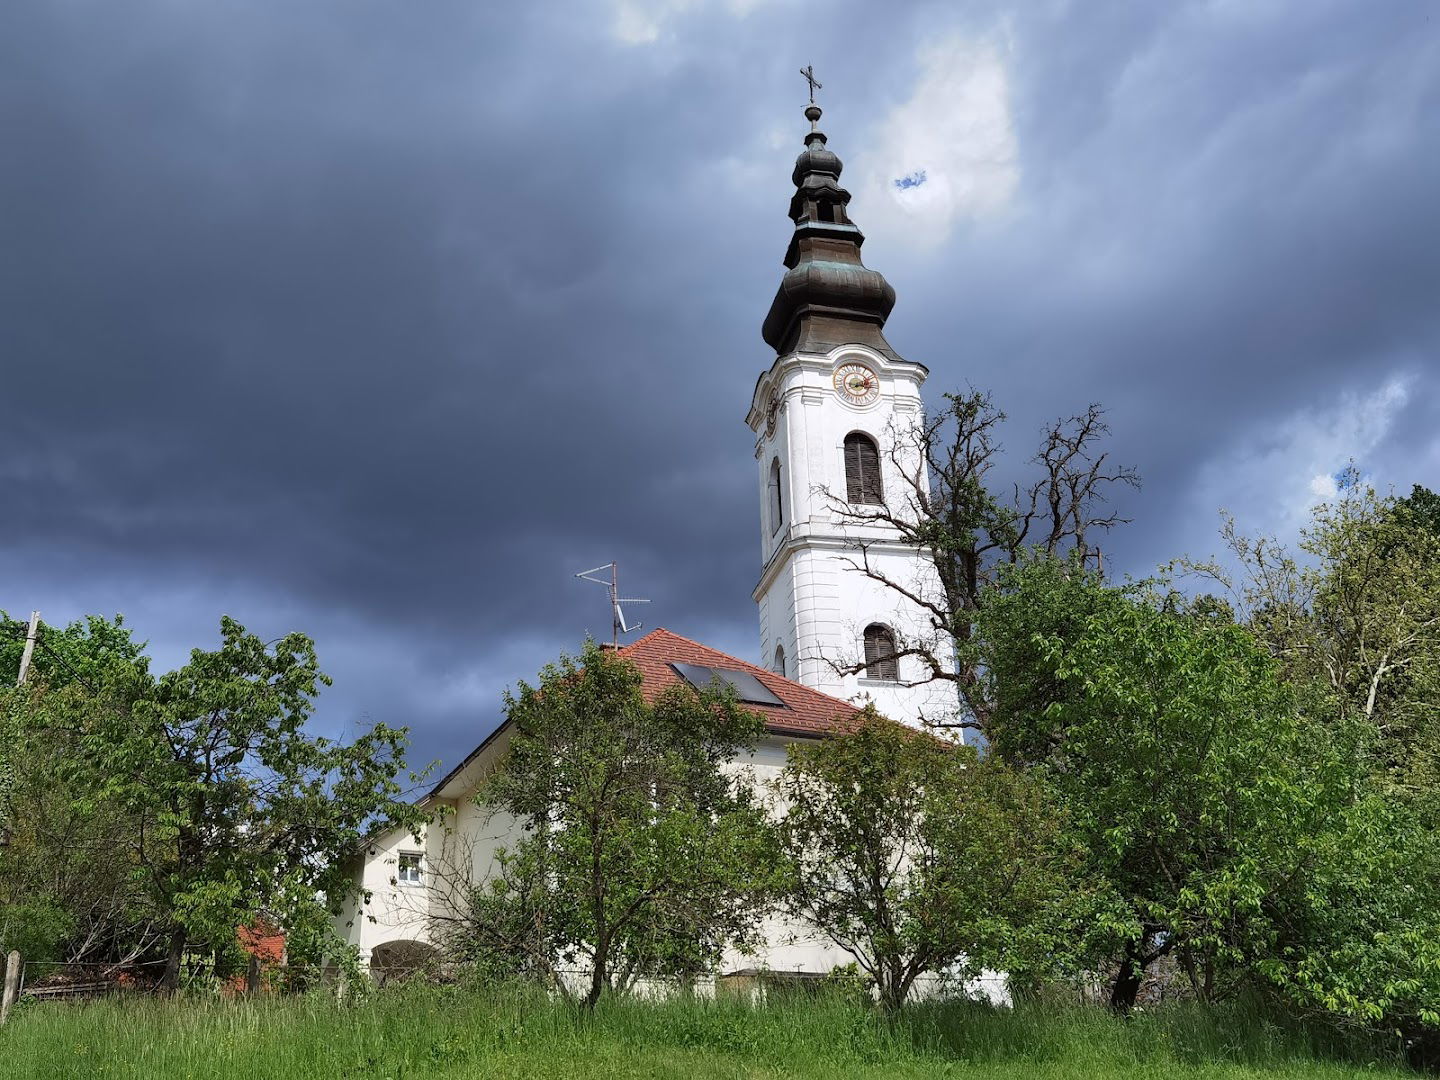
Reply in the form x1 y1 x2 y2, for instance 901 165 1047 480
745 97 956 729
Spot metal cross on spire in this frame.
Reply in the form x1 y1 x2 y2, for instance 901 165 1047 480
799 64 822 104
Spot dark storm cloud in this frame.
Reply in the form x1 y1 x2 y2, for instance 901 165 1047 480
3 0 1437 772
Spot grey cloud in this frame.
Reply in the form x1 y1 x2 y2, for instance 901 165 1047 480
2 0 1437 772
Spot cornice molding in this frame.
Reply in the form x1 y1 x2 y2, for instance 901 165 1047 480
752 529 928 601
747 344 928 427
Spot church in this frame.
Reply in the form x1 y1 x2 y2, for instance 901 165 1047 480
334 96 958 983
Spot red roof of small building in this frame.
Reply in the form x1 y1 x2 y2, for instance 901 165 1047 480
614 628 862 738
237 922 285 964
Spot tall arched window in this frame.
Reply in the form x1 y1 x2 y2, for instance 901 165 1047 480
844 433 882 505
863 624 899 681
773 644 786 678
768 458 784 533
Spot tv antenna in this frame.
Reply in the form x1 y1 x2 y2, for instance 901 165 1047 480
574 562 650 646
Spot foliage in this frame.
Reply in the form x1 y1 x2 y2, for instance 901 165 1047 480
1305 485 1440 797
1180 484 1440 796
0 615 158 966
1171 484 1440 1044
0 613 148 847
1396 484 1440 537
459 641 779 1007
978 558 1350 1009
0 614 423 987
1260 792 1440 1058
85 616 425 987
776 709 1093 1011
0 611 149 689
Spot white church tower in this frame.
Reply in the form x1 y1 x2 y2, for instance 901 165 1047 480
745 100 957 729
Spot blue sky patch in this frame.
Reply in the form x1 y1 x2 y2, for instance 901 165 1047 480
893 169 928 191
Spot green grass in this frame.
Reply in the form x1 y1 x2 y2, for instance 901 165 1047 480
0 983 1416 1079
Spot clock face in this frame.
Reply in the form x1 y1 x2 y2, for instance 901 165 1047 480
765 390 781 437
833 362 880 407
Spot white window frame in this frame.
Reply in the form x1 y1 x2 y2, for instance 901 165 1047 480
396 851 423 887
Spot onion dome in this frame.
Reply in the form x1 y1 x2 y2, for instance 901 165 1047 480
762 105 900 360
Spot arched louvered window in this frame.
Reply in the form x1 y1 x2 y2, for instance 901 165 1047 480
844 433 882 505
863 624 899 681
773 645 786 678
768 458 784 534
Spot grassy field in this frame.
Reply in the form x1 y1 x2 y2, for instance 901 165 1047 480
0 983 1417 1079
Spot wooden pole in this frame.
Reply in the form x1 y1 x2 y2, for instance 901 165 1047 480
1 950 20 1025
15 611 39 687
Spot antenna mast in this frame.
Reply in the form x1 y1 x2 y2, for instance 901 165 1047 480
574 562 650 647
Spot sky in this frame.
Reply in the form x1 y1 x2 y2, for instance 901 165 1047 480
3 0 1438 783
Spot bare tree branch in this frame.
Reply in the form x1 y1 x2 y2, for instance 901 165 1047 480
819 392 1139 735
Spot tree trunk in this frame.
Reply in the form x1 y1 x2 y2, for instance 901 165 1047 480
159 925 187 994
1108 944 1143 1014
584 947 606 1010
876 955 905 1013
878 979 904 1014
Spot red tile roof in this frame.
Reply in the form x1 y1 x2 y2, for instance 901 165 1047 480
423 628 863 802
616 628 862 738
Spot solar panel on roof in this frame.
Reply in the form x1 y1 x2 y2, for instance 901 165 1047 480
670 662 785 708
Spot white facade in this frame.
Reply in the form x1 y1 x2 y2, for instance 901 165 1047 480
334 728 856 979
746 342 957 729
333 728 523 973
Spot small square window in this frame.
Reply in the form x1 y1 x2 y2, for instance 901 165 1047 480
397 852 423 886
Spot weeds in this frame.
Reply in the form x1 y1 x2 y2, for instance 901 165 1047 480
0 983 1416 1079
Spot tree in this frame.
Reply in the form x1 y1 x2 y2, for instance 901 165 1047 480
1397 483 1440 537
465 641 778 1008
1171 484 1440 1043
0 615 159 967
1308 485 1440 796
822 392 1138 732
776 709 1091 1011
1262 791 1440 1055
1181 483 1440 798
0 611 148 689
978 559 1348 1010
8 615 423 989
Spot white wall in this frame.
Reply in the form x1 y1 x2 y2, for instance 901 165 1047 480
728 734 1010 1003
721 736 856 976
333 816 440 961
333 797 528 964
338 733 865 980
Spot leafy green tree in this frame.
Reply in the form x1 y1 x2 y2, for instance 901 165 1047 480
1182 485 1440 794
776 709 1092 1011
1397 483 1440 537
1175 484 1440 1040
3 615 423 989
1 613 148 845
979 559 1349 1010
0 611 148 689
466 641 777 1008
1262 792 1440 1049
0 615 157 966
1308 486 1440 766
